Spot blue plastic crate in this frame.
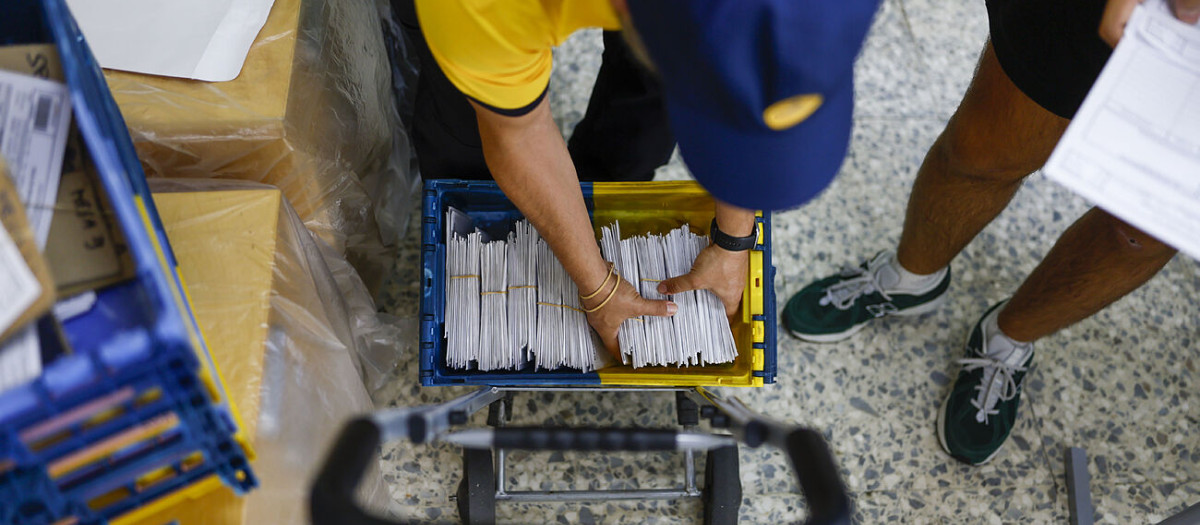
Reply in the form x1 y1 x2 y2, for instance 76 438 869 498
0 0 256 523
420 179 778 388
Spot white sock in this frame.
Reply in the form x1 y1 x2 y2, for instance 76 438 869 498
984 305 1032 357
877 253 946 293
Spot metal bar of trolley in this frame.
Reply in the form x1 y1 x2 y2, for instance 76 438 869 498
310 386 852 525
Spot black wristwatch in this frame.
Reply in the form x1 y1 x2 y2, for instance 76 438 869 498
709 218 757 252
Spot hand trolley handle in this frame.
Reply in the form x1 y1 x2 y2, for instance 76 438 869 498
782 427 852 525
310 419 394 525
310 418 850 525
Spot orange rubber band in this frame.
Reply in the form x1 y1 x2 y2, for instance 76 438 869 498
536 301 586 314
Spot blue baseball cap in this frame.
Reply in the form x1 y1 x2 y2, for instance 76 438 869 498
627 0 879 211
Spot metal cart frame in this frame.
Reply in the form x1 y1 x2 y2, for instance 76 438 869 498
314 180 846 524
310 386 852 525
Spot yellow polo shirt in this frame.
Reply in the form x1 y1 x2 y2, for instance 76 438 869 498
415 0 622 113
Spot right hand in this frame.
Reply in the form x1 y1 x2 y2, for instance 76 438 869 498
1100 0 1200 47
583 277 677 361
658 242 748 317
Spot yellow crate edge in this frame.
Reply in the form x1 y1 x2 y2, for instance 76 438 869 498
590 180 708 197
592 182 768 387
109 475 225 525
749 251 764 317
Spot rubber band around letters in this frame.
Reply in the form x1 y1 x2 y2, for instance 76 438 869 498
537 301 586 314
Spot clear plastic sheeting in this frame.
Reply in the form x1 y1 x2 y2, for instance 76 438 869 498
104 0 420 291
136 178 398 525
375 0 422 240
319 221 415 396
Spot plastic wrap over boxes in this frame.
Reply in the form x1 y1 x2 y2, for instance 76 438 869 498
0 1 255 523
102 0 411 289
113 181 389 525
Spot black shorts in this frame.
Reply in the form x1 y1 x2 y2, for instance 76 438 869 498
987 0 1113 119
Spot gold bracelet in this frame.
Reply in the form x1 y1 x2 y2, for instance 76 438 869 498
582 277 622 313
579 262 616 301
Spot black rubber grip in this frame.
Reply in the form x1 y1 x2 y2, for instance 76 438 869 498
310 418 401 525
491 427 678 451
785 428 853 525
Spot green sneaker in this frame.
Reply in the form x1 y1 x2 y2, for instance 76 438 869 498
783 251 951 342
937 301 1035 465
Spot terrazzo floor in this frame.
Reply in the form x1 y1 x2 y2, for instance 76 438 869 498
372 0 1200 522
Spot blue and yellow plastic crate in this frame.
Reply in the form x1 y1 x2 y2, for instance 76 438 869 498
0 1 255 523
420 179 778 387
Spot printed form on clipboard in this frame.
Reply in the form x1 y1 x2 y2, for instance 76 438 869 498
1043 0 1200 261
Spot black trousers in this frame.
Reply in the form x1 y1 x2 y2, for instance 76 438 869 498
396 1 675 182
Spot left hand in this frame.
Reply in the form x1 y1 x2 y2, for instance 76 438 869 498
585 276 677 360
657 244 748 317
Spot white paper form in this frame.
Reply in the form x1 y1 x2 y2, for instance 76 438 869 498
0 222 41 337
0 69 71 248
65 0 276 82
1043 0 1200 261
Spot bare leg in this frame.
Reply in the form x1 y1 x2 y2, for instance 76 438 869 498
895 42 1069 274
892 42 1177 342
998 210 1176 341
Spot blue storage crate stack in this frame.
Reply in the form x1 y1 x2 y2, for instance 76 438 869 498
0 0 257 523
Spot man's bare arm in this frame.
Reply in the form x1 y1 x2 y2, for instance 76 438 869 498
470 96 675 355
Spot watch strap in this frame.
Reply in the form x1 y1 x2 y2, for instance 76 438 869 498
709 218 757 252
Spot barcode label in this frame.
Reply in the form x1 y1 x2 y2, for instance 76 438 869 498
0 69 72 247
33 95 52 132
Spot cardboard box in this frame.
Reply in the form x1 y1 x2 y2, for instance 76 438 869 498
102 0 396 288
0 157 55 342
114 183 386 525
0 44 135 296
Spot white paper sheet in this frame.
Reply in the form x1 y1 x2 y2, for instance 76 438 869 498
0 222 41 337
53 291 97 321
64 0 276 82
0 326 40 395
1043 0 1200 261
0 69 71 247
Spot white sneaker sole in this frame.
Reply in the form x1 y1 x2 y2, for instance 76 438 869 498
787 293 947 344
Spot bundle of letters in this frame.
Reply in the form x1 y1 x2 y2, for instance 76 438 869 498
444 207 738 372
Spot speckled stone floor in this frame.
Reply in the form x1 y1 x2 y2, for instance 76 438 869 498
372 1 1200 522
